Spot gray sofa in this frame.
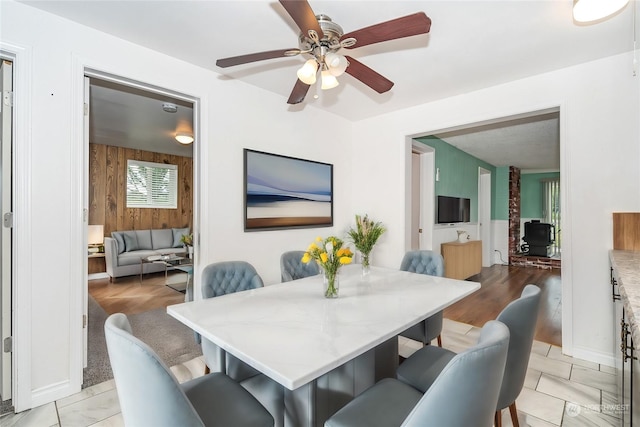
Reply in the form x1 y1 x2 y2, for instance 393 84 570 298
105 227 190 280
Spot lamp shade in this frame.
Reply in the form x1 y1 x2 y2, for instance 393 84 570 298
573 0 629 22
321 70 339 90
297 59 318 85
88 225 104 245
325 53 348 77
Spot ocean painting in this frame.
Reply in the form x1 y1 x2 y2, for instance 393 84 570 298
244 149 333 230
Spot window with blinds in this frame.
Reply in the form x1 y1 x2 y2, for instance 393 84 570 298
126 160 178 209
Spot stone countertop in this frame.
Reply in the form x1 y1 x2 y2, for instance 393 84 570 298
610 250 640 346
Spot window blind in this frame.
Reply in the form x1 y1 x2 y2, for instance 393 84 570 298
126 159 178 209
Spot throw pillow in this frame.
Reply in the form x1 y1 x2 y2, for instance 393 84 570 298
123 232 139 252
111 232 126 254
172 227 190 248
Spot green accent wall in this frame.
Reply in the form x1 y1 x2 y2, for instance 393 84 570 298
416 136 497 222
494 167 510 221
521 172 560 218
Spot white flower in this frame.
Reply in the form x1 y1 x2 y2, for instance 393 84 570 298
325 241 334 255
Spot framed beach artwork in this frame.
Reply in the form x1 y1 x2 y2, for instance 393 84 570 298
244 149 333 231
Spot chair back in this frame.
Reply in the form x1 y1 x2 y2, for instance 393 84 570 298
200 261 263 379
280 250 319 282
399 250 445 344
400 250 444 277
495 284 541 411
104 313 204 427
401 320 510 427
201 261 264 298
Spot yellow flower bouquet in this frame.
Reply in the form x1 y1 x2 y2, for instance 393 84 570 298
302 236 353 298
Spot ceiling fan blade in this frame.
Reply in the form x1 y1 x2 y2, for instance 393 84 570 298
341 12 431 49
279 0 323 39
216 49 299 68
287 79 311 104
344 56 394 94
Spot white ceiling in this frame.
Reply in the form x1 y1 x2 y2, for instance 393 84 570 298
22 0 638 169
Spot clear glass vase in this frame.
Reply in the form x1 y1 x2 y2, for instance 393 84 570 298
361 252 371 277
323 269 339 298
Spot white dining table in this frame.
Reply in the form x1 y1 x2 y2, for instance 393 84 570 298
167 264 480 427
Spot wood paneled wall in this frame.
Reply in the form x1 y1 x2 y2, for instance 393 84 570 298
88 143 193 236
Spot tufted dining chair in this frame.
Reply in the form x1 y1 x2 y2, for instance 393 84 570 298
396 285 541 427
200 261 285 426
324 320 510 427
280 250 319 282
399 250 445 347
104 313 274 427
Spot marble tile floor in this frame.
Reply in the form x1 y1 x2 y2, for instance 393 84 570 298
2 319 622 427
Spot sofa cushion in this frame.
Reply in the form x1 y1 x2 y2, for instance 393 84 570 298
122 231 139 252
112 232 126 254
172 227 190 248
135 230 152 250
151 229 173 250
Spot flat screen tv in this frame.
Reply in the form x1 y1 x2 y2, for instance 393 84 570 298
437 195 471 224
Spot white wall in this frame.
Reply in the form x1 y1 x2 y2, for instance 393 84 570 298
1 0 352 410
351 51 640 366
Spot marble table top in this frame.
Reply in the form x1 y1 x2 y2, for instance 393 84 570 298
610 250 640 346
167 264 480 390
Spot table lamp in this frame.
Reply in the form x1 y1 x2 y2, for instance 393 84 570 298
88 224 104 254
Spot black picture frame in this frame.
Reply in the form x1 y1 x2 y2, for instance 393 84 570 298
244 149 333 231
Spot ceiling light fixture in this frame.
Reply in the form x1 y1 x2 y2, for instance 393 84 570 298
175 133 194 145
573 0 630 23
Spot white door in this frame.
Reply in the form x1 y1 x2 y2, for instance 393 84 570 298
411 153 420 250
478 168 492 267
82 77 90 367
0 59 13 400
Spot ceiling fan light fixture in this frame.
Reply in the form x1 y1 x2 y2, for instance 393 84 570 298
324 53 348 76
297 59 319 85
573 0 629 22
321 69 339 90
175 133 194 145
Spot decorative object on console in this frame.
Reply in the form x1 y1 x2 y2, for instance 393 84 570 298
244 149 333 231
88 224 104 254
456 230 469 243
347 214 386 276
302 236 352 298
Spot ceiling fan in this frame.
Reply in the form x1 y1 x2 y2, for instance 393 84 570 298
216 0 432 105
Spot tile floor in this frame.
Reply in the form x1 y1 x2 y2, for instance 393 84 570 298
1 319 622 427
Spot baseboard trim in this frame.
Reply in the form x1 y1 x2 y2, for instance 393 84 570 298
88 272 109 281
31 379 77 409
571 345 617 368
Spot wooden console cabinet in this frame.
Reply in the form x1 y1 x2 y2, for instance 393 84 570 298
441 240 482 280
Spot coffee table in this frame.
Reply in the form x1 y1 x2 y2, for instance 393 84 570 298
139 254 193 291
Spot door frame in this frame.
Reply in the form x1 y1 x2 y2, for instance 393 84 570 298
74 62 201 391
0 41 33 411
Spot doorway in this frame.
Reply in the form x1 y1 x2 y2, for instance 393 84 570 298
478 167 491 266
82 72 199 386
409 142 435 251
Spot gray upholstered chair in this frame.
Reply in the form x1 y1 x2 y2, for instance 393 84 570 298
200 261 264 376
200 261 285 426
324 320 510 427
397 285 541 427
104 313 274 427
280 250 319 282
399 250 445 347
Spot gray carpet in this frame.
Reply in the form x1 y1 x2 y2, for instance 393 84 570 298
83 296 202 389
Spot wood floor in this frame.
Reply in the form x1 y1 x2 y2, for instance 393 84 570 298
444 264 562 347
89 264 562 346
89 271 187 315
